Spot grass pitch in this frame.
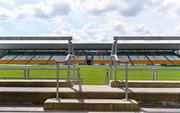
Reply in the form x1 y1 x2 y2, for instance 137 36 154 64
0 65 179 85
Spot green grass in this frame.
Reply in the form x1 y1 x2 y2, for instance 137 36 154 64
0 64 180 85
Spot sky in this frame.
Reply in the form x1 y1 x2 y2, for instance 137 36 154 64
0 0 180 43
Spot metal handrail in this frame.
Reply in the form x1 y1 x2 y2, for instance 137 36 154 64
0 67 81 80
106 68 180 71
0 68 25 70
105 67 180 83
27 67 79 70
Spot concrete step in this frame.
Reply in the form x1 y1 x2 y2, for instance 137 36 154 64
44 98 139 111
111 80 180 88
0 86 180 107
0 80 73 87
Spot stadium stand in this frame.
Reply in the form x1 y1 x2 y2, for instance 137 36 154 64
93 55 110 65
1 55 16 60
0 55 17 64
48 55 67 64
28 55 51 64
129 55 152 65
147 55 172 64
166 55 180 64
76 56 86 64
117 55 132 65
10 55 33 64
0 54 179 65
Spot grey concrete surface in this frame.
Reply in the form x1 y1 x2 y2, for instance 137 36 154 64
1 106 180 113
0 85 180 93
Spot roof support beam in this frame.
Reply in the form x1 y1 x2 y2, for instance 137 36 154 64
0 36 72 40
114 36 180 40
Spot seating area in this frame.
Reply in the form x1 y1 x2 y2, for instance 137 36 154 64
93 56 110 65
166 56 180 60
75 56 86 64
51 55 66 61
129 56 152 64
0 54 179 65
147 55 167 60
1 55 16 60
147 55 171 64
166 55 180 64
47 55 67 64
28 55 50 64
0 55 17 64
117 55 132 64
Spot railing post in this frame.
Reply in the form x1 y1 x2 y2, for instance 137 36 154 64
77 68 81 85
67 61 70 81
114 62 117 81
109 59 112 81
56 62 60 100
155 69 158 80
125 62 129 100
108 68 111 84
105 69 109 85
27 69 30 79
24 68 26 80
73 55 76 84
152 68 155 80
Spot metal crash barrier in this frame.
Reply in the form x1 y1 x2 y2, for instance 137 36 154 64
105 68 180 84
109 36 180 100
0 36 78 100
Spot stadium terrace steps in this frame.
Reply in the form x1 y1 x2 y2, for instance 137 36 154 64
93 60 109 65
28 60 49 64
127 56 133 65
111 80 180 88
46 55 53 64
0 80 73 87
131 60 152 64
7 55 17 64
0 86 180 107
0 60 9 64
164 55 174 65
147 55 172 64
145 55 154 65
150 60 172 64
0 54 180 65
26 55 35 64
44 98 139 111
9 60 29 64
47 60 56 64
171 60 180 64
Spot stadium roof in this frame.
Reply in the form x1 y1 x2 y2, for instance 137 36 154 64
0 36 72 40
0 43 179 50
114 36 180 40
0 36 179 50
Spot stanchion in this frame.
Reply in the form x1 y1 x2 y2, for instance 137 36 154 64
152 68 155 80
114 63 117 81
24 68 26 79
125 62 129 100
56 62 60 100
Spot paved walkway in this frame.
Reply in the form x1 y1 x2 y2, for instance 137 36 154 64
0 106 180 112
0 85 180 93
